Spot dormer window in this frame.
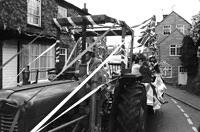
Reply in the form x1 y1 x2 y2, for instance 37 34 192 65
27 0 41 27
163 25 171 35
176 24 184 34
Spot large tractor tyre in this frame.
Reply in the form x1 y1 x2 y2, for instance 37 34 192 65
109 77 147 132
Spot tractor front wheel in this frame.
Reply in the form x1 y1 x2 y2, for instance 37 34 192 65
108 77 147 132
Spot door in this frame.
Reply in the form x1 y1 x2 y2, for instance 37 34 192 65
3 40 18 88
178 66 187 85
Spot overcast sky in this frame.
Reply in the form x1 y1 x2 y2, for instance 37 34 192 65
67 0 200 26
66 0 200 49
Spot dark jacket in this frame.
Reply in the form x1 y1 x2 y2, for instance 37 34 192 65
139 62 154 83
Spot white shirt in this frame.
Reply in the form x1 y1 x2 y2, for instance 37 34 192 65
131 63 142 76
86 59 92 75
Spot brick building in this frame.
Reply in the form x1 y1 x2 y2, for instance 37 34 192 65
155 11 191 85
0 0 88 89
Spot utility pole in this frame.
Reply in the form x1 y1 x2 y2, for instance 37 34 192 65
81 3 88 64
79 3 88 77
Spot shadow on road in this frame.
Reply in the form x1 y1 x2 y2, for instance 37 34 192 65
146 110 164 132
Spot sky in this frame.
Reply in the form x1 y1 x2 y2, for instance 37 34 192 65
66 0 200 50
66 0 200 26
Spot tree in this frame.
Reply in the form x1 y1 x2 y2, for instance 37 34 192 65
180 36 198 77
191 11 200 43
180 11 200 94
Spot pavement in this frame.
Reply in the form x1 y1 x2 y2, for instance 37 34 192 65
165 85 200 111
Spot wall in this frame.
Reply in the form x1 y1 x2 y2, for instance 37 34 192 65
156 12 191 85
156 12 191 43
2 40 18 88
0 0 57 37
159 30 184 84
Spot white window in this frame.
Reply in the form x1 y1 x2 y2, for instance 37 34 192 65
160 66 172 78
169 45 182 56
60 48 67 56
60 48 68 61
163 25 171 35
176 24 184 34
27 0 41 26
57 6 68 18
29 44 55 81
197 46 200 57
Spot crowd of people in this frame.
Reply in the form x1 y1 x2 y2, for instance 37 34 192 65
131 53 168 104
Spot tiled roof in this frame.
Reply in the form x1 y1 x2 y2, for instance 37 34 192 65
156 11 191 28
158 29 184 44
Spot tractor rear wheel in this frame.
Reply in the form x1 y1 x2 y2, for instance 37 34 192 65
109 77 147 132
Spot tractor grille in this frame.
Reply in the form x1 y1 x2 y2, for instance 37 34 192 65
0 113 18 132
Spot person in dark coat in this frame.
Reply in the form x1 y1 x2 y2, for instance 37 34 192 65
139 61 154 83
149 55 160 74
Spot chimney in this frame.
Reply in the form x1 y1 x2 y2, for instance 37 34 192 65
163 15 168 19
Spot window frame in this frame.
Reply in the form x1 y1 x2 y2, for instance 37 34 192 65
169 44 182 56
59 48 67 56
161 66 172 78
60 48 68 62
178 66 187 73
29 43 55 81
57 6 68 18
27 0 41 27
163 25 171 35
176 24 185 34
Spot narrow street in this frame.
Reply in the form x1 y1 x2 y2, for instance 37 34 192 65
147 86 200 132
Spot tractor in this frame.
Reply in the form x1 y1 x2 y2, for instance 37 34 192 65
0 13 161 132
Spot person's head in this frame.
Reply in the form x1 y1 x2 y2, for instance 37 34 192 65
133 53 146 64
149 56 157 64
85 51 92 62
142 61 149 66
85 51 95 62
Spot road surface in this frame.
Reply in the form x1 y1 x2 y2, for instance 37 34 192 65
147 96 200 132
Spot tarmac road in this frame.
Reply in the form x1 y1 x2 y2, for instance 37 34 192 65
146 96 200 132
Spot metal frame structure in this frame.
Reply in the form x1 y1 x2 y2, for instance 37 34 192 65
41 14 135 132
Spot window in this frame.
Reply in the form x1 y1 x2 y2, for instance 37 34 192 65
57 6 68 18
179 66 187 73
60 48 68 62
29 44 55 81
60 48 67 55
197 46 200 57
163 25 171 35
176 24 184 34
170 45 182 56
160 66 172 78
27 0 41 26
